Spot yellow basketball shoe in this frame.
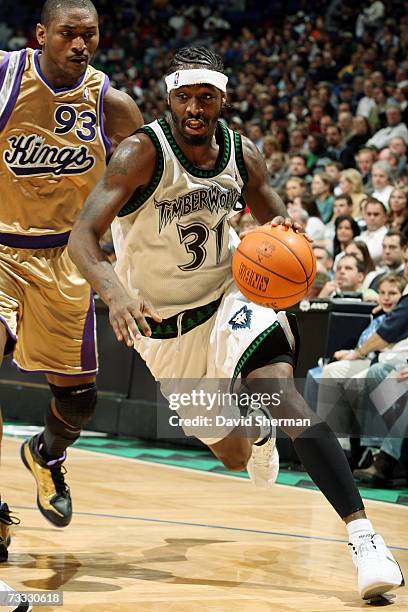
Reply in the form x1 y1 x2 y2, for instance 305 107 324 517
21 435 72 528
0 502 19 562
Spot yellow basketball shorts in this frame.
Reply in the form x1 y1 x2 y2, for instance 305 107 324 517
0 243 97 376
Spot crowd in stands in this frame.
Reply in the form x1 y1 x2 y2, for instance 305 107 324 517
2 0 408 487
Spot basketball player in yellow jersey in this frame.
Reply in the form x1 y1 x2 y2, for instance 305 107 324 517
70 47 404 602
0 0 143 564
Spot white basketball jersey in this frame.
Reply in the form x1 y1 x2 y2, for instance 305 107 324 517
111 118 248 318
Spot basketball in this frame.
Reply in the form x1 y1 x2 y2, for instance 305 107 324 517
232 225 316 309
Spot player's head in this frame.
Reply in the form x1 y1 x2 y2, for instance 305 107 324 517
37 0 99 82
165 47 227 147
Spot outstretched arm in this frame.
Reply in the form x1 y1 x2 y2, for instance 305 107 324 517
68 134 161 345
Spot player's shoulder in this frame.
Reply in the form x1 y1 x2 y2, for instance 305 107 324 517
0 50 7 63
104 86 137 117
115 128 158 164
239 134 263 170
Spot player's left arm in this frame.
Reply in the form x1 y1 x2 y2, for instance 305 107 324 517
103 87 144 147
241 136 290 226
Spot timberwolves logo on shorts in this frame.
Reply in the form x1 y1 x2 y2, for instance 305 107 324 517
229 305 252 330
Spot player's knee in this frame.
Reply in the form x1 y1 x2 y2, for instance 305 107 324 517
48 383 97 431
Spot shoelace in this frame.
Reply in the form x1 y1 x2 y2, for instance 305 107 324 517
50 465 69 495
0 506 20 527
349 536 378 560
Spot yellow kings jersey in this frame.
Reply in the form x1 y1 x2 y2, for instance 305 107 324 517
0 48 110 242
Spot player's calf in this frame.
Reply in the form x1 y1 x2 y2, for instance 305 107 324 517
21 382 97 527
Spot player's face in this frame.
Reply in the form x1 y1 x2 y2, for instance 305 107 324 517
37 8 99 82
169 84 224 147
378 281 402 313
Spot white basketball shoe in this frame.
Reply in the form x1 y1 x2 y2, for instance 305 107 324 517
247 437 279 488
0 580 32 611
349 533 404 600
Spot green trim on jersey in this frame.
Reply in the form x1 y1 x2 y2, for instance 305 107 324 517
148 295 222 339
230 321 280 392
234 131 249 185
117 126 164 218
157 117 231 178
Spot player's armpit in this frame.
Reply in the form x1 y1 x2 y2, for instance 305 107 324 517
104 86 144 146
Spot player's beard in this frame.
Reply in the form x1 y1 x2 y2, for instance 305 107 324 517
170 110 215 147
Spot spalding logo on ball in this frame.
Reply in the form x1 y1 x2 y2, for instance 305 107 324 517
232 225 316 309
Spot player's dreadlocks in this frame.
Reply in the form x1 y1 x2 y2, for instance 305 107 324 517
167 47 225 75
41 0 97 27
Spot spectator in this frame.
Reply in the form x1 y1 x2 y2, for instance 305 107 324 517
304 273 403 430
311 172 335 223
326 125 356 169
389 137 407 174
306 133 331 172
323 194 354 251
388 186 408 233
285 177 307 203
347 116 372 155
356 147 376 192
289 127 306 153
288 152 311 182
344 240 376 276
356 79 378 128
290 194 326 240
338 110 354 145
319 254 367 298
339 169 368 220
366 104 408 149
268 151 289 190
325 161 343 195
333 215 361 264
371 161 394 207
359 197 389 264
313 245 334 277
364 231 406 291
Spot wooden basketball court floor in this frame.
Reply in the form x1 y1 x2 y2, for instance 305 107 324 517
1 436 407 611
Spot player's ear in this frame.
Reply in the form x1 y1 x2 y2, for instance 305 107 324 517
36 23 46 46
221 94 227 108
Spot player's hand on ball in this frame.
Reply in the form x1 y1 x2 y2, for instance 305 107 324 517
240 216 311 241
108 290 162 346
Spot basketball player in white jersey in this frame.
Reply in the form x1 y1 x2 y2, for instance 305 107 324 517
69 48 404 601
0 0 143 583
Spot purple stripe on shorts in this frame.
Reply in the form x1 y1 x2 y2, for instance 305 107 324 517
0 231 70 248
0 52 11 92
12 359 98 376
0 50 26 132
81 291 97 371
99 73 112 157
0 315 17 341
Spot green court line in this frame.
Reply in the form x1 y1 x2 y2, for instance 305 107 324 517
5 425 407 506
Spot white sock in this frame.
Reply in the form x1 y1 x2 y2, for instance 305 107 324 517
249 407 272 445
346 518 375 541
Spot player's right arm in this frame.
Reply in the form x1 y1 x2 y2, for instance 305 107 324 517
68 133 162 346
0 51 7 63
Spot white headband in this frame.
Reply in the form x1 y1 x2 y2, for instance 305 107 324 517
165 69 228 93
